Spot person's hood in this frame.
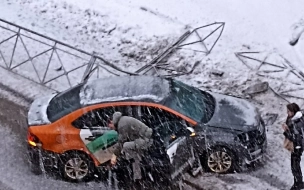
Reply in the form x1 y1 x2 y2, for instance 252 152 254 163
292 111 303 121
112 112 122 125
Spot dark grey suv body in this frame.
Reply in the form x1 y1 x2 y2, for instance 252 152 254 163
192 92 267 172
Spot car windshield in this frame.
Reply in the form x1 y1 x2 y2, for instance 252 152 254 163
165 79 215 123
47 84 83 122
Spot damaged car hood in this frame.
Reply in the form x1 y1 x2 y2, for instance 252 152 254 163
206 92 259 131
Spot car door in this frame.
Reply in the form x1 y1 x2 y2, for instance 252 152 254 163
134 105 196 180
161 121 196 180
71 106 119 164
167 136 195 179
71 105 135 165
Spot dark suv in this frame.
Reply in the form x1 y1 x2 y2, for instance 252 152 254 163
120 83 267 174
192 91 267 173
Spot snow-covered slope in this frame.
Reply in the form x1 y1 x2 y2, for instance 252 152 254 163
1 0 303 95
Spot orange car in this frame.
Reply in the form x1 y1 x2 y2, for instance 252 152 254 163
27 75 266 182
27 76 198 182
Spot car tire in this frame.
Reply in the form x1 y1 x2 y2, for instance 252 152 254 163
59 151 95 182
205 146 236 174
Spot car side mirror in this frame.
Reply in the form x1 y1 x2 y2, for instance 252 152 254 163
187 127 196 137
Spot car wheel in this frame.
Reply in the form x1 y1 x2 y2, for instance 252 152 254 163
206 147 235 174
59 151 95 182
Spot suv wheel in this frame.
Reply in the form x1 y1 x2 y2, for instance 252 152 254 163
206 147 235 173
60 151 95 182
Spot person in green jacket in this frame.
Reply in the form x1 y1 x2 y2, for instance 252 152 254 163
108 112 153 181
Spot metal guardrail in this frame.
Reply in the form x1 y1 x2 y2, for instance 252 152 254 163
0 18 136 92
235 51 304 102
135 22 225 77
0 18 224 92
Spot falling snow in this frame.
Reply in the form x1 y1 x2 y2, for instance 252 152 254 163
0 0 303 190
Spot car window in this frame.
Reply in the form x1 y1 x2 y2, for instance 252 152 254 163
72 105 132 129
132 105 192 143
154 121 189 148
72 107 112 129
47 84 83 122
133 105 188 128
124 105 138 117
165 79 215 123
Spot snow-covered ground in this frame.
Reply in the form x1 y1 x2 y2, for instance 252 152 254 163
0 0 304 189
0 0 303 96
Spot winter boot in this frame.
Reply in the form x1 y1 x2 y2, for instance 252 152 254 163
290 181 304 190
290 184 302 190
290 184 298 190
298 181 304 189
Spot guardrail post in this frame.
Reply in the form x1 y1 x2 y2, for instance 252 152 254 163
9 28 21 69
82 53 97 83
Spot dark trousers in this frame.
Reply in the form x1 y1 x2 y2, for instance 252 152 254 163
122 138 153 180
291 148 303 184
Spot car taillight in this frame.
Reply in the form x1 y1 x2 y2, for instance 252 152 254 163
27 132 42 147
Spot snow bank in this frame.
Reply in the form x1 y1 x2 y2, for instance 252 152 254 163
3 0 184 65
1 0 302 93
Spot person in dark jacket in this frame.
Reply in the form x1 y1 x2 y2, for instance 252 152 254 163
108 112 153 181
282 103 304 190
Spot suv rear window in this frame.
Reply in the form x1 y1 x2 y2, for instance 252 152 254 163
47 84 83 122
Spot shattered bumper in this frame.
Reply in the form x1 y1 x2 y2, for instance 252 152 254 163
240 137 267 165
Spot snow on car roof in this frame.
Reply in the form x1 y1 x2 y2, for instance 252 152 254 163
79 75 171 105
